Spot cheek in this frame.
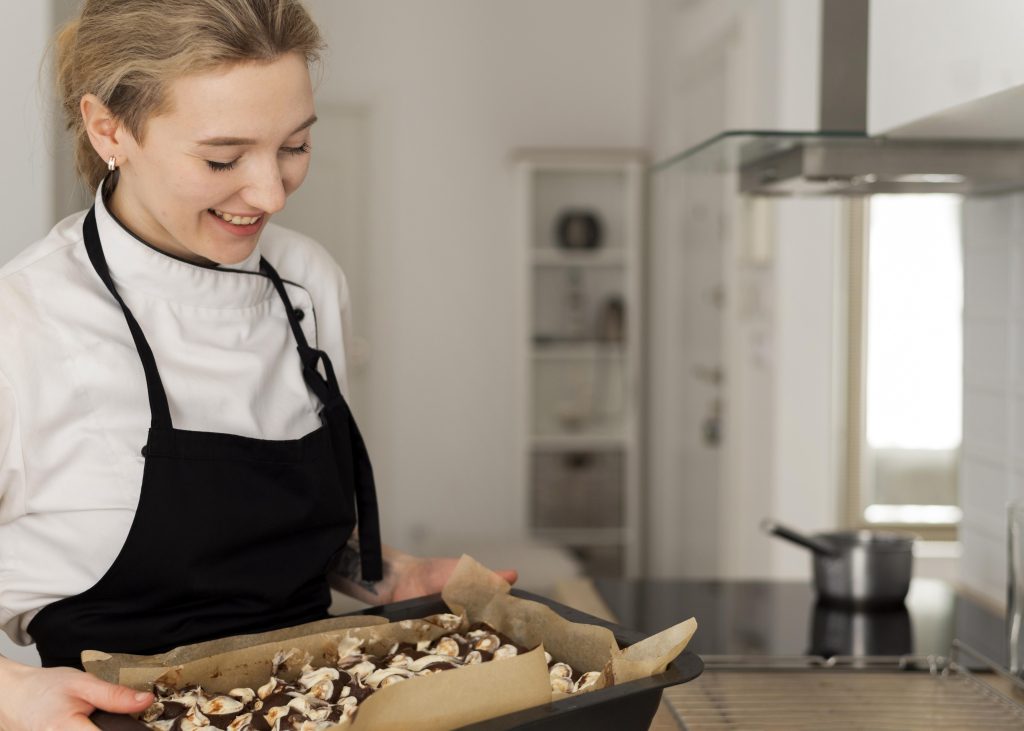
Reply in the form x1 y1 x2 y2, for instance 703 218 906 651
168 175 229 216
283 157 312 196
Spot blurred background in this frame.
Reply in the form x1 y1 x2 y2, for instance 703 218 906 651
4 0 1024 680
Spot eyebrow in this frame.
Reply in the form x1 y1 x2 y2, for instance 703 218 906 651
195 114 318 147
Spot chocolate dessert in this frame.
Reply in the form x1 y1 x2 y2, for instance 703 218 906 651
137 614 598 731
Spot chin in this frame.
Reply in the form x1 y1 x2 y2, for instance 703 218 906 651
198 238 260 266
213 248 258 266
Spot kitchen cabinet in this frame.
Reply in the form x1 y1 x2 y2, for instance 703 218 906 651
515 150 645 578
868 0 1024 137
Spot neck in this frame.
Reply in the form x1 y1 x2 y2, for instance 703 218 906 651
105 179 217 267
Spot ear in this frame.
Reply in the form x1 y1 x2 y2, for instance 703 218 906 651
81 93 130 166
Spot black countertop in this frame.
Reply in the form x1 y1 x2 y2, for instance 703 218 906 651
595 578 1006 666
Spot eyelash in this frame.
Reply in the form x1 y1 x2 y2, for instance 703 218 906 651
206 142 311 173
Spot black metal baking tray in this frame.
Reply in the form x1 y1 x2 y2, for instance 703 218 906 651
93 588 703 731
358 589 703 730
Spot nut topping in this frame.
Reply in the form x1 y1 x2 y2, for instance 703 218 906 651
138 620 602 731
473 634 501 652
142 703 167 724
256 676 287 700
424 612 463 631
549 662 573 679
225 712 254 731
433 636 460 657
299 666 341 688
408 654 459 673
306 678 334 701
200 695 244 715
228 687 256 704
550 676 575 694
365 667 414 688
575 671 602 692
493 644 518 660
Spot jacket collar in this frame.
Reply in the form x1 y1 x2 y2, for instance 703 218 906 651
93 186 273 309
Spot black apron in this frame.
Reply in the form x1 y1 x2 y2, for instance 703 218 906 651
28 207 383 668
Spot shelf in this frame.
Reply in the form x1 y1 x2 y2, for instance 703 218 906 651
532 266 626 344
519 150 644 579
531 434 628 451
532 248 625 267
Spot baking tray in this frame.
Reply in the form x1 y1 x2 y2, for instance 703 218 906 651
359 589 704 730
92 588 703 730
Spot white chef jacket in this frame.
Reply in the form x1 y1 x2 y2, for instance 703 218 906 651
0 187 354 645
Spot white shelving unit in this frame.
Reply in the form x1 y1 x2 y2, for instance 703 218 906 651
516 150 645 578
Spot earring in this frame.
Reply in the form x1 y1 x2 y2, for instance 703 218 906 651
107 156 116 172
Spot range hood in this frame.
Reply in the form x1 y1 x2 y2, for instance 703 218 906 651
738 134 1024 196
653 0 1024 197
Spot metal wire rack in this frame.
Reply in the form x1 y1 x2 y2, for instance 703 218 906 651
663 641 1024 730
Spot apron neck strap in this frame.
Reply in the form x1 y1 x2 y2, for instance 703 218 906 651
259 257 343 409
83 207 173 430
259 257 383 581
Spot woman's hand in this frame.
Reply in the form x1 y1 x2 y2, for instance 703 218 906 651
0 656 153 731
389 557 518 603
328 536 518 605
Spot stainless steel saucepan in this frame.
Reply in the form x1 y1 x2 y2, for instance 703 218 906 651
761 519 915 607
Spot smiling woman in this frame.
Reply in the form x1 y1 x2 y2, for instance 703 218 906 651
85 53 317 264
0 2 514 730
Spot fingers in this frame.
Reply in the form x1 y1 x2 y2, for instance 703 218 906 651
497 569 519 585
0 663 149 731
74 675 153 713
65 715 105 731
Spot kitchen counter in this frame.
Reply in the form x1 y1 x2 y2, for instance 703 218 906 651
584 578 1017 729
594 577 1005 665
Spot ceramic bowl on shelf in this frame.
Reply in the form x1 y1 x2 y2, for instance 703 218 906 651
555 209 603 250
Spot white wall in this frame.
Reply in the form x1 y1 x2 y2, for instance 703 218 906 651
717 194 842 581
646 0 839 579
648 0 820 162
303 0 651 554
869 0 1024 137
0 6 53 264
0 2 53 669
960 194 1024 608
766 197 842 578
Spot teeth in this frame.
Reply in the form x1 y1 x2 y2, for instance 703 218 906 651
211 209 261 226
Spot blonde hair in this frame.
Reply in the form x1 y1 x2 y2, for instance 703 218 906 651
54 0 324 191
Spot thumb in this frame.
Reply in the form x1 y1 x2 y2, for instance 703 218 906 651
75 676 153 713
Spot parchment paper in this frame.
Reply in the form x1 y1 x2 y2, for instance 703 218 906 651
84 555 697 731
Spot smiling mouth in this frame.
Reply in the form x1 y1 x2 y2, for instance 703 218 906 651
208 208 263 226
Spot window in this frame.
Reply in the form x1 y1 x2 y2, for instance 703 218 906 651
846 195 963 535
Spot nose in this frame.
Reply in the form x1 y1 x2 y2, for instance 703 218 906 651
241 159 288 215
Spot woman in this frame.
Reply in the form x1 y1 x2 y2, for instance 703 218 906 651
0 1 514 728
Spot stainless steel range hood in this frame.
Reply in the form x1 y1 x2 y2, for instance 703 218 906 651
740 136 1024 196
655 0 1024 197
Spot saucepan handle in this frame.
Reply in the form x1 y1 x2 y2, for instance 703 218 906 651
760 518 840 558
